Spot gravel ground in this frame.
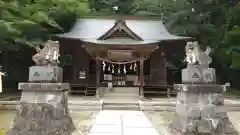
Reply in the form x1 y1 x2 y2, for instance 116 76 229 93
144 111 174 135
144 111 240 135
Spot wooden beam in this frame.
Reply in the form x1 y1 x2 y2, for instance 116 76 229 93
83 43 158 50
98 20 142 40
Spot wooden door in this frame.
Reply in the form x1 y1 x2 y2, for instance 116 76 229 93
148 48 167 85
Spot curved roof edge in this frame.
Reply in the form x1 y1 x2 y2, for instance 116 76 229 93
56 17 193 42
78 15 163 20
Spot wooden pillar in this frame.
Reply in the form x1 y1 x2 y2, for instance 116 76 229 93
0 72 4 93
95 57 101 98
139 58 144 98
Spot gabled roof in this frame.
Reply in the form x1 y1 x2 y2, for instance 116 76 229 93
98 19 142 40
56 17 191 42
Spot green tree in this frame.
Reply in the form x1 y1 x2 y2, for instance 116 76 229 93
0 0 90 86
132 0 240 86
88 0 135 15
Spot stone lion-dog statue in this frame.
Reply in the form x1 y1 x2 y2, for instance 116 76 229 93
32 40 60 66
184 41 212 67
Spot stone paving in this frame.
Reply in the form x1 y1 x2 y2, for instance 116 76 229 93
71 111 99 135
88 110 159 135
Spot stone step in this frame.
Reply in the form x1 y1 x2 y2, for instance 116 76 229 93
102 87 139 93
68 105 102 111
103 101 139 106
103 99 139 110
102 105 140 110
103 92 139 97
113 88 139 93
139 105 175 111
68 101 102 106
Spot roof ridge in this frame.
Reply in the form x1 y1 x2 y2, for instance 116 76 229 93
78 15 163 20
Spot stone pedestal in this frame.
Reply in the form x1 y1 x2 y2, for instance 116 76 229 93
182 65 216 84
6 67 75 135
29 66 63 82
169 66 237 135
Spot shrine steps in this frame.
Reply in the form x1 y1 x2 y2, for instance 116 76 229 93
102 99 140 110
100 87 139 98
101 87 140 110
70 84 96 96
102 103 139 110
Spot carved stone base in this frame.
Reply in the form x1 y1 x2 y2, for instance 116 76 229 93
6 83 75 135
6 103 75 135
170 116 237 135
169 84 237 135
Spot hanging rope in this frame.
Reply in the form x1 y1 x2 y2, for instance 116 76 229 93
98 57 146 64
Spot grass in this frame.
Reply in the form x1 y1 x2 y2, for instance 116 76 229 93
0 128 4 135
0 110 16 133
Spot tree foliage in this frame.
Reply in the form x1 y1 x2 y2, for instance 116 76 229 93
0 0 89 50
89 0 135 15
0 0 90 84
131 0 240 86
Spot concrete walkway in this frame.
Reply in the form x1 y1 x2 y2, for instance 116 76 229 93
88 110 159 135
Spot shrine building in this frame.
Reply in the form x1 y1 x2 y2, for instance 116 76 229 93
55 16 191 97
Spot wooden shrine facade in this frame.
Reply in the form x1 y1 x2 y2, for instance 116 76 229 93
55 16 191 97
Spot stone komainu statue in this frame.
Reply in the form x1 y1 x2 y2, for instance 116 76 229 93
185 41 212 67
32 40 60 66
